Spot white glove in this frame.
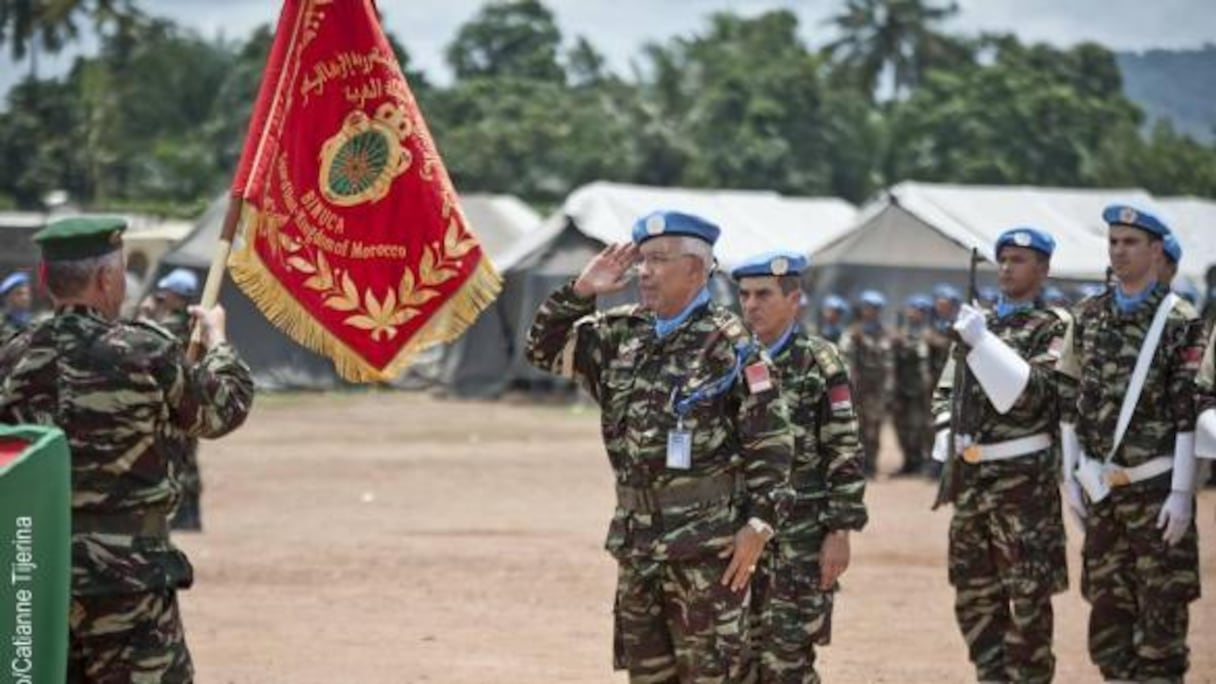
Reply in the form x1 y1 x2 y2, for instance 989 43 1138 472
953 303 987 346
931 429 949 463
1157 491 1192 546
1064 479 1087 531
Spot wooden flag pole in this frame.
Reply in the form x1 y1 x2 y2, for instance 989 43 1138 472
186 198 242 361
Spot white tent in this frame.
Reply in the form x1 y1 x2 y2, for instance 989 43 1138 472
445 181 858 398
810 182 1214 315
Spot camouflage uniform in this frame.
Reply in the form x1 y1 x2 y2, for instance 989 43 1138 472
526 283 793 683
156 308 204 531
890 322 932 475
749 330 867 683
926 317 954 388
933 302 1069 683
1059 284 1204 682
839 323 891 477
1 308 28 346
0 305 254 682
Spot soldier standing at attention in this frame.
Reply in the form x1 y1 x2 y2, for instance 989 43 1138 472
816 294 848 345
146 268 207 531
0 270 34 343
732 251 867 683
891 294 934 477
0 217 255 682
931 228 1070 683
525 210 794 683
840 290 891 478
1058 204 1203 683
1195 325 1215 465
927 283 962 385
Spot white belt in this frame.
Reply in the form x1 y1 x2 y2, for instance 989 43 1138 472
973 433 1052 462
1093 455 1173 487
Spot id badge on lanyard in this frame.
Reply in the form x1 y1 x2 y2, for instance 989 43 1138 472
667 416 692 470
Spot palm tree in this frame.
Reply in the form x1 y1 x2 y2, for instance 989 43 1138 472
0 0 137 78
825 0 964 100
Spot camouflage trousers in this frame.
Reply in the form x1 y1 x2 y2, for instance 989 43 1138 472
948 453 1068 684
614 555 749 683
854 397 885 476
1082 485 1200 683
891 394 929 472
68 589 193 683
747 536 832 684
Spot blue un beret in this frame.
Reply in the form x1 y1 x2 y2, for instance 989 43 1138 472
996 226 1055 258
1102 203 1170 239
1163 234 1182 264
731 250 808 280
905 293 933 311
1043 285 1068 304
0 271 31 296
859 290 886 308
932 283 962 303
156 268 199 298
1076 282 1106 299
978 285 1000 304
822 294 848 311
631 210 721 246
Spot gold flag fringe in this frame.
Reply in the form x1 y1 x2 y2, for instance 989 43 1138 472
228 203 502 384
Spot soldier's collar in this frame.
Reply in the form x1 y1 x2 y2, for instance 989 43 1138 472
654 287 711 339
54 304 106 319
1112 279 1161 315
766 323 798 357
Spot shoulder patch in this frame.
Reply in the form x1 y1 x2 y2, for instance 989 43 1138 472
806 334 845 378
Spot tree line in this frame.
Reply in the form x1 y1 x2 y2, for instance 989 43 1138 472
1 0 1214 216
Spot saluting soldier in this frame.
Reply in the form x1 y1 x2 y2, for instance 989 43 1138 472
733 251 867 683
525 210 794 683
892 293 934 477
1058 204 1204 683
931 228 1070 683
839 290 891 478
0 217 255 681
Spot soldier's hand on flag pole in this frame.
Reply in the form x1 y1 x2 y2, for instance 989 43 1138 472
573 243 639 298
819 530 850 590
188 304 229 350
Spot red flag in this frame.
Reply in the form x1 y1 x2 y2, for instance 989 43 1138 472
228 0 500 382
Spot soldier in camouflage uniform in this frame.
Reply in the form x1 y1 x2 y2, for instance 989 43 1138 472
1195 326 1216 466
733 251 867 684
927 283 962 387
1058 204 1203 683
1159 234 1200 319
891 294 934 477
815 295 848 345
0 217 254 682
0 270 33 344
839 291 890 478
931 228 1069 683
145 268 206 531
525 211 794 683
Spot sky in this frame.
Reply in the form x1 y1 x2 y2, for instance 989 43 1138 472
2 0 1215 96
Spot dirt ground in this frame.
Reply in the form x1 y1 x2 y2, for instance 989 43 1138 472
177 392 1216 683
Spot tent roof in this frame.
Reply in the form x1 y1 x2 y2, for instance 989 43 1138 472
821 181 1216 281
554 181 858 271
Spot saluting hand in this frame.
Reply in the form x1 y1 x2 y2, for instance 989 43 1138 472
573 243 639 299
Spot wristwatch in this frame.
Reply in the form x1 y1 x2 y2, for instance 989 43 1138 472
747 517 774 540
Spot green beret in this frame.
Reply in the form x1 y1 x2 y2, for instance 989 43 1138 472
33 216 127 261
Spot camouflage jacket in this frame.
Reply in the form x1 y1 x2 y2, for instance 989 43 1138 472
1195 326 1215 415
839 323 891 404
770 329 867 540
526 282 794 562
0 305 254 595
933 303 1069 448
1058 285 1204 473
157 307 192 342
0 309 26 347
891 324 932 402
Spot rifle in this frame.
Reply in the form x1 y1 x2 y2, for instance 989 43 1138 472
933 248 981 510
